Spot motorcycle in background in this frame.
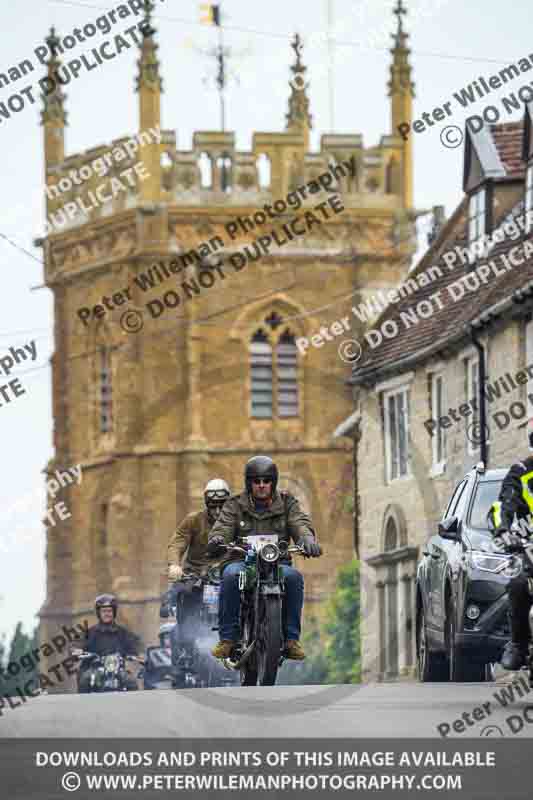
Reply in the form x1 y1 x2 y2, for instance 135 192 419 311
143 623 175 690
72 650 143 693
167 568 238 689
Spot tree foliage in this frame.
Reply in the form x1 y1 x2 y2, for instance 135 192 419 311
279 559 360 685
0 622 39 696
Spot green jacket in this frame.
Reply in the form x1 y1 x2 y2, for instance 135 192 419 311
208 490 316 565
167 509 217 577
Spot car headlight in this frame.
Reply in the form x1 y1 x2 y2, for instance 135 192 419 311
471 551 514 574
260 543 279 563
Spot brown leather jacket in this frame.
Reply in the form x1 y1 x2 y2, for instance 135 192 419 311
167 509 218 577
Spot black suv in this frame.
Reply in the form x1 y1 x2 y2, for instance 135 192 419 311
416 463 513 682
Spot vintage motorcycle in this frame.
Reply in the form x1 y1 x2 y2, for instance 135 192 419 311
167 568 237 689
143 623 175 690
74 650 143 693
219 535 307 687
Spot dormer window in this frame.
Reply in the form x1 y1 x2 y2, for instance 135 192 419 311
526 165 533 233
468 188 486 254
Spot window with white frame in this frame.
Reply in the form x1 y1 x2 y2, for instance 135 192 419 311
467 189 486 255
430 372 446 471
526 165 533 234
465 355 480 455
384 388 410 481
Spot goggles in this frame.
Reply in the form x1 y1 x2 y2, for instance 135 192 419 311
205 490 229 501
252 477 273 485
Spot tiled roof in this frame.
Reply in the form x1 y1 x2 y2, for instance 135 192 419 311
351 191 532 385
491 121 525 179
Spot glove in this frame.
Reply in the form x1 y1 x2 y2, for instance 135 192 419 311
501 531 524 553
300 535 322 557
168 564 183 582
207 535 225 556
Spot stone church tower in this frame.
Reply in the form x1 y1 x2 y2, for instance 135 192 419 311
38 1 417 665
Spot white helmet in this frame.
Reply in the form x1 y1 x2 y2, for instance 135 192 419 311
204 478 231 509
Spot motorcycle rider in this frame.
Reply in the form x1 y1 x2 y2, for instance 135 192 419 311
164 479 231 678
488 418 533 670
77 594 140 692
142 623 175 689
208 456 322 661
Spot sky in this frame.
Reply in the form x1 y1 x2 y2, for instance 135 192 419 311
0 0 531 646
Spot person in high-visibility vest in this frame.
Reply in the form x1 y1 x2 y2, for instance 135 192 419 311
488 419 533 670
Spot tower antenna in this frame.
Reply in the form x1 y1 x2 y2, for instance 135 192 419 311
199 2 227 131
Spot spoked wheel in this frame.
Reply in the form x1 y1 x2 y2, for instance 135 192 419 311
256 596 282 687
240 608 258 686
417 605 448 682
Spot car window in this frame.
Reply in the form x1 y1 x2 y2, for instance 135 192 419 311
454 477 473 521
468 481 503 530
443 480 467 520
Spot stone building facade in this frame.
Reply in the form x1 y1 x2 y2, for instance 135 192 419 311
38 1 419 673
336 109 533 682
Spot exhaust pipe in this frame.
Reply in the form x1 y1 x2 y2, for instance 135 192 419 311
222 640 256 671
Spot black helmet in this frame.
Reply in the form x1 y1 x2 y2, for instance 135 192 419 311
95 593 117 621
245 455 278 494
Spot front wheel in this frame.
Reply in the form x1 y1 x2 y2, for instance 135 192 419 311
240 603 258 686
417 605 448 682
256 596 282 687
446 606 486 682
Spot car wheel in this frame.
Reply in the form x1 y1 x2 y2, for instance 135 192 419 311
416 605 448 682
446 605 486 682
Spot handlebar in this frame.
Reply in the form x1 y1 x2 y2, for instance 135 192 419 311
70 650 143 665
221 542 308 557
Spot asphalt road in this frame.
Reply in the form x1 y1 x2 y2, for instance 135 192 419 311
2 678 533 738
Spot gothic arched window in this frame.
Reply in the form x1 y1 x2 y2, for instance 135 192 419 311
384 516 398 552
250 329 273 418
249 314 300 419
277 330 298 417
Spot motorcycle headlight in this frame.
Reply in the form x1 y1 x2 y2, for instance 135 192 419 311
471 551 515 574
103 654 120 671
260 543 279 563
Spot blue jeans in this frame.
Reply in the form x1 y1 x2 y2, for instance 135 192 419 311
219 561 304 642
